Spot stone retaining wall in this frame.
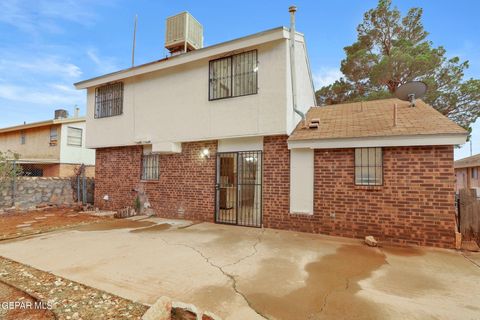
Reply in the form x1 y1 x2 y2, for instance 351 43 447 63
0 177 74 209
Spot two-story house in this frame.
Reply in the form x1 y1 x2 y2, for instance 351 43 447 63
0 109 95 177
75 10 467 248
455 154 480 194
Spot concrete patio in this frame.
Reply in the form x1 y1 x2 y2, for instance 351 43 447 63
0 217 478 320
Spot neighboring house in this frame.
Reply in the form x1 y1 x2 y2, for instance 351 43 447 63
75 11 467 248
455 154 480 194
0 110 95 177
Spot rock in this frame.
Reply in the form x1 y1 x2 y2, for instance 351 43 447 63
365 235 378 247
172 301 199 320
461 240 480 252
142 296 172 320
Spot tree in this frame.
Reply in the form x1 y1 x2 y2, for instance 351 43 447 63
0 151 22 190
316 0 480 130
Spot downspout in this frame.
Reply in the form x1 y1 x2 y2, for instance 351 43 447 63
289 5 306 127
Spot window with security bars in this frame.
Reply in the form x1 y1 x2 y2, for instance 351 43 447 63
355 148 383 185
141 154 159 180
67 127 82 147
209 50 258 100
95 82 123 118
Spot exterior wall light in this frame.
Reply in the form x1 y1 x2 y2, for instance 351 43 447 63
201 148 210 158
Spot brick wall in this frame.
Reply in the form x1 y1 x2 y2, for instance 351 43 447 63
263 135 457 248
94 141 216 221
143 141 217 221
94 146 142 211
95 135 456 248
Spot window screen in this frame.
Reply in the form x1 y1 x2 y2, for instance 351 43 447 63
95 82 123 118
142 154 159 180
50 127 58 143
209 50 257 100
67 127 82 147
355 148 383 185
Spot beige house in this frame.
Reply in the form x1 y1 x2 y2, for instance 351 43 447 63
0 110 95 177
455 154 480 194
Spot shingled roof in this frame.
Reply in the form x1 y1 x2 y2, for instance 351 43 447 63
289 98 466 142
455 154 480 169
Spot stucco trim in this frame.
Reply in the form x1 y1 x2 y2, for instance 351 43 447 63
287 133 467 149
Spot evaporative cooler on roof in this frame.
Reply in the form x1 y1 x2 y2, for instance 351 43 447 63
165 12 203 54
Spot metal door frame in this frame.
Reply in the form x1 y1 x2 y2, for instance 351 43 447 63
214 150 263 227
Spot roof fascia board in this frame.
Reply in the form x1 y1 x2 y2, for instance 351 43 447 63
287 133 467 149
75 27 290 89
0 117 85 134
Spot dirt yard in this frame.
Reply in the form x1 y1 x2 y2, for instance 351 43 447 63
0 207 107 241
0 256 148 319
0 280 55 320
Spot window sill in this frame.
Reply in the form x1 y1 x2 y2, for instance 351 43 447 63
354 185 383 191
289 211 314 216
140 180 159 183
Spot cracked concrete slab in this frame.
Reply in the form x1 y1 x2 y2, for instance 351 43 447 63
0 218 479 320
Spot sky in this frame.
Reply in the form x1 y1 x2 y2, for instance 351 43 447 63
0 0 478 159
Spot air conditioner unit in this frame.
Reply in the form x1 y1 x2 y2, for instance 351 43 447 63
165 12 203 54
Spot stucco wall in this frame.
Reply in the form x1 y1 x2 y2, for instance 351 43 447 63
0 125 60 160
85 35 315 149
59 122 95 165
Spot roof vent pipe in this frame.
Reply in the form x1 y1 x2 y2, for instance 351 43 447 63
289 5 306 128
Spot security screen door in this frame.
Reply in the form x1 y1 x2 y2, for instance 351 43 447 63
215 151 262 227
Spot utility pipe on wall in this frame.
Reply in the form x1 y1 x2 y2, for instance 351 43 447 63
289 5 306 127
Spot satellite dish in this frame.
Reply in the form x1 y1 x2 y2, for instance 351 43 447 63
394 81 427 107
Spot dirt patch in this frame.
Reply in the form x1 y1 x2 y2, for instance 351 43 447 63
246 245 387 320
0 208 107 241
0 256 148 319
0 281 55 320
130 223 171 233
75 219 155 231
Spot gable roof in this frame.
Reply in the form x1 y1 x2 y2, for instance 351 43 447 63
289 98 466 141
74 27 293 89
0 117 85 134
455 154 480 169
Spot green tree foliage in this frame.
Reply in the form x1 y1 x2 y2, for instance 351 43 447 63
0 151 22 189
316 0 480 130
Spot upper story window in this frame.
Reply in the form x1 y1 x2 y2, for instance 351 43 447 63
20 131 25 144
95 82 123 118
67 127 82 147
473 167 479 179
50 127 58 145
209 50 258 100
355 148 383 186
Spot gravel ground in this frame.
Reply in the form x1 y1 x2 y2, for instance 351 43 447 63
0 257 148 319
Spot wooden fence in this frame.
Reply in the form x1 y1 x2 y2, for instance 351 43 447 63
459 188 480 244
